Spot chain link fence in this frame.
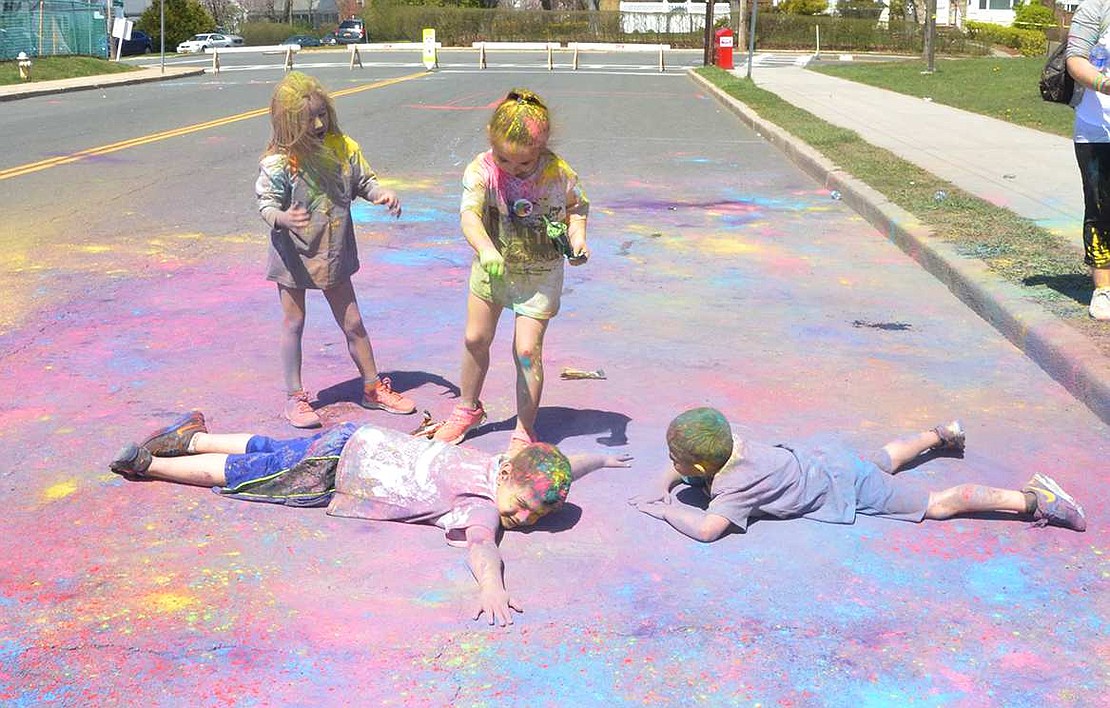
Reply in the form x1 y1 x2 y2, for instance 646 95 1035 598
1 0 110 60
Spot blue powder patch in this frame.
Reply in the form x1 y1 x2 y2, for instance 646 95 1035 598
962 556 1033 605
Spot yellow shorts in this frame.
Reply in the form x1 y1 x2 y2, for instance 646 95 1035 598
468 257 564 320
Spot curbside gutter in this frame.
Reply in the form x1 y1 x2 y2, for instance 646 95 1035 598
0 66 206 102
689 68 1110 426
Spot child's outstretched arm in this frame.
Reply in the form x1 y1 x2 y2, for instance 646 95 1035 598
465 524 521 626
632 500 732 543
567 452 633 481
628 467 682 506
462 211 505 278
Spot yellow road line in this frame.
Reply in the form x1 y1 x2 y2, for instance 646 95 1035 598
0 71 426 182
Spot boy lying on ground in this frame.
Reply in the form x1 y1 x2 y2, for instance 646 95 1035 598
111 411 632 625
630 407 1085 542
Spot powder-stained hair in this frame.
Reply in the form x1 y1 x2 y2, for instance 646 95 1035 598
666 407 733 473
508 442 572 510
488 88 550 149
263 71 342 198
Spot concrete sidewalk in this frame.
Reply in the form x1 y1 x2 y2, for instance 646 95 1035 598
694 66 1110 425
0 65 204 101
748 66 1083 236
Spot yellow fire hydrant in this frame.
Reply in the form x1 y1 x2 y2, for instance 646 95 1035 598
17 51 32 82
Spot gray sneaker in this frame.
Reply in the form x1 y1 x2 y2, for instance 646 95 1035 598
1023 473 1086 532
932 420 965 452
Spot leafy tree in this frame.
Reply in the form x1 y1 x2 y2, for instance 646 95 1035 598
1013 0 1056 30
778 0 827 15
137 0 215 49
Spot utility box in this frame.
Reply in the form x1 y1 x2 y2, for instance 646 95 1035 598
714 27 734 70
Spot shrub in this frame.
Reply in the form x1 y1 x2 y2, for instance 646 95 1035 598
778 0 828 16
137 0 214 49
965 19 1046 56
1013 0 1057 31
240 21 313 45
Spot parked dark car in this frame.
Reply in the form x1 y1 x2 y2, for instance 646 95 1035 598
319 32 338 46
281 34 321 47
119 29 152 55
336 18 366 44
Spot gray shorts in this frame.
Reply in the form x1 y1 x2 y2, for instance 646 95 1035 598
853 449 930 522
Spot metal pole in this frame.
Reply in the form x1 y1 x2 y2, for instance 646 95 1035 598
160 0 164 73
745 0 757 78
703 0 714 66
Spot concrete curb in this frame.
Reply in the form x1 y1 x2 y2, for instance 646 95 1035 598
0 66 206 102
689 68 1110 426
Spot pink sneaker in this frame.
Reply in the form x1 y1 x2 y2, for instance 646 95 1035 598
284 391 322 429
362 377 416 415
432 404 487 444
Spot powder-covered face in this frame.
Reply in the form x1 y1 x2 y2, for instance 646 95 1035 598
494 458 566 529
490 139 542 178
670 451 714 488
305 94 329 141
495 480 551 529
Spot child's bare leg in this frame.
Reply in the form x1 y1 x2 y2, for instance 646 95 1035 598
323 280 380 385
925 484 1029 520
882 421 963 473
458 294 500 409
882 431 942 472
146 454 229 487
190 433 253 455
278 284 308 394
512 315 549 437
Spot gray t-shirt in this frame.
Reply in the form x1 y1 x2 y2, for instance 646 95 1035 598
705 435 860 531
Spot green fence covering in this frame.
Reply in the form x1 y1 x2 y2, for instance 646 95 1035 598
1 0 113 59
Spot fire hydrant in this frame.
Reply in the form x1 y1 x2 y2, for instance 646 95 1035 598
17 51 32 82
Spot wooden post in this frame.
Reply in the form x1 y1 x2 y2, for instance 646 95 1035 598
659 44 665 72
547 43 553 70
479 42 486 69
211 49 219 74
573 44 579 70
284 45 294 71
349 45 362 70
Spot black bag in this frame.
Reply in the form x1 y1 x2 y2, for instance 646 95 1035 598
1040 42 1075 104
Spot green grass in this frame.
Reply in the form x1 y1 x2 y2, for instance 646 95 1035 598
695 66 1095 327
0 55 136 86
811 56 1074 137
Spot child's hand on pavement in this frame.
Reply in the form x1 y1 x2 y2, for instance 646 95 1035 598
603 453 634 468
479 248 505 278
632 499 669 520
279 203 311 231
474 588 522 627
371 189 402 218
627 491 670 508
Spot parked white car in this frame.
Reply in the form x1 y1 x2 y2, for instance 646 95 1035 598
175 33 241 53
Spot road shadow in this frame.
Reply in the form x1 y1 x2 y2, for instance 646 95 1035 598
1023 273 1092 307
315 371 459 407
510 502 583 534
467 405 631 447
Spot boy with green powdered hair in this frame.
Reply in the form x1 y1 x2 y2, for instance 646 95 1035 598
631 407 1085 542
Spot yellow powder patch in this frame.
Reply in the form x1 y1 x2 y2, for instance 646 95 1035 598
78 244 112 254
701 235 762 256
42 480 78 502
147 592 196 613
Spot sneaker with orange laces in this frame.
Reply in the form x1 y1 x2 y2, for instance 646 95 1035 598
362 377 416 415
432 403 487 444
284 390 322 429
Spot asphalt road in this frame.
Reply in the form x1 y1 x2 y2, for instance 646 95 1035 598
2 52 1107 704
